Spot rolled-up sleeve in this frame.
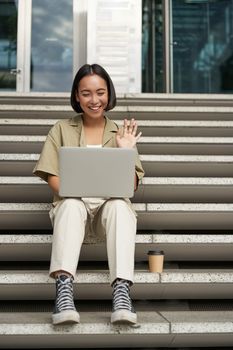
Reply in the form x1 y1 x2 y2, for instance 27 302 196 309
32 128 60 182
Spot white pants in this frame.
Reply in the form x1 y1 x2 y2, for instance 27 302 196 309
49 198 137 284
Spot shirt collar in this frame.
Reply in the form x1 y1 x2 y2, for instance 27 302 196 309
102 115 118 146
69 114 118 145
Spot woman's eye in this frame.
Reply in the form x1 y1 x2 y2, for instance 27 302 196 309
82 94 90 97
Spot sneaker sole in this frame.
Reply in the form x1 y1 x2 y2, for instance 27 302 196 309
111 310 137 325
52 310 80 325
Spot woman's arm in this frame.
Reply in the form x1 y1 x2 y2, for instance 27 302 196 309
116 118 141 192
47 174 60 195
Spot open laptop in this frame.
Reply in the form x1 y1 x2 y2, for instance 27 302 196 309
59 147 136 198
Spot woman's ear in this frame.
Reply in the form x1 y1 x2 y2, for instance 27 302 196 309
75 91 79 102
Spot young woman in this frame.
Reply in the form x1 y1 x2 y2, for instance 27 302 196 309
33 63 145 325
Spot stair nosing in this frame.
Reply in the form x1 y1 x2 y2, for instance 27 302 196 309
2 118 233 127
1 233 233 244
2 104 233 113
1 270 233 284
2 176 233 186
2 135 233 144
2 153 233 162
2 202 233 212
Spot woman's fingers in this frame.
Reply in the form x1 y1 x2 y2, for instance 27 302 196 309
123 119 129 134
132 120 138 136
123 118 137 132
122 118 141 141
135 131 142 141
128 118 134 133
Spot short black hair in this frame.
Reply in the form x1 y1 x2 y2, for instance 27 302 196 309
70 63 116 113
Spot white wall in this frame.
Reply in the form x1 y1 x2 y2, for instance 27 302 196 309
86 0 142 93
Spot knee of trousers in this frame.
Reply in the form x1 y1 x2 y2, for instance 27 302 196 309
103 199 136 220
56 198 87 220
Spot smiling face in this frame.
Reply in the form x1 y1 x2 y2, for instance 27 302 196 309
76 74 108 120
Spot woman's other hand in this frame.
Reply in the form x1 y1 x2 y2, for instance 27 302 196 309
116 118 142 149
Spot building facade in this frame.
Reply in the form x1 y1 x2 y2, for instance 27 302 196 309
1 0 233 94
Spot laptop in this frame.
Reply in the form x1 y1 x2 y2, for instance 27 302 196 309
59 147 136 198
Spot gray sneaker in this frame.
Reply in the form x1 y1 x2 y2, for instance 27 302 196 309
52 274 80 325
111 278 137 324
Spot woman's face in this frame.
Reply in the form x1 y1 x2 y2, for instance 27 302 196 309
76 74 108 119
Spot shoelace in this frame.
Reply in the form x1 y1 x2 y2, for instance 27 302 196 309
112 279 134 312
55 275 76 312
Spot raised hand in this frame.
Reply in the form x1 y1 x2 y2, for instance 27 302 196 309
116 118 142 149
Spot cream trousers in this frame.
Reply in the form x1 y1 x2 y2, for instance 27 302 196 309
49 198 137 284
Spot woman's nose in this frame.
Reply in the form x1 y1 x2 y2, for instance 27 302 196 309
90 94 99 104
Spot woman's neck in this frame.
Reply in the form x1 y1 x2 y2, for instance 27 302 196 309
82 115 105 128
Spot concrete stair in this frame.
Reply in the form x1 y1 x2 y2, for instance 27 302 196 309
2 134 233 154
2 202 233 230
3 176 233 202
1 93 233 348
2 153 233 177
2 267 233 299
3 309 233 349
1 233 233 261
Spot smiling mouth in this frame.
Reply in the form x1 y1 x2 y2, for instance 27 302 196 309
89 106 101 111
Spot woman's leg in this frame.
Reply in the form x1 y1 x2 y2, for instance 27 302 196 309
49 198 87 325
95 199 137 284
49 198 87 278
95 199 137 324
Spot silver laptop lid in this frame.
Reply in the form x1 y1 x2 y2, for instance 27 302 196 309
59 147 136 198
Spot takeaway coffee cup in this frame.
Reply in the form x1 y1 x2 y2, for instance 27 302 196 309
147 250 164 273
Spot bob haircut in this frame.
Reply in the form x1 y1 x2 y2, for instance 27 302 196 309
70 63 116 113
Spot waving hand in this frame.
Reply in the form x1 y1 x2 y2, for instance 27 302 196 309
116 118 142 149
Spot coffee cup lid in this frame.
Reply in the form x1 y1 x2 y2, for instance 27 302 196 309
147 250 164 256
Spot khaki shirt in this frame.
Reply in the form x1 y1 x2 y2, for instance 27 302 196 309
33 115 145 208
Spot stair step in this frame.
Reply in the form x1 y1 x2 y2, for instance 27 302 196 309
1 104 233 120
1 269 233 299
1 176 233 203
2 119 233 137
140 177 233 202
0 310 170 348
1 234 233 261
143 203 233 230
0 309 233 348
127 106 233 120
139 137 233 155
1 93 233 348
1 203 233 230
2 153 233 177
0 176 53 202
0 153 38 176
141 155 233 176
1 91 233 105
121 93 233 107
0 92 71 105
2 135 233 155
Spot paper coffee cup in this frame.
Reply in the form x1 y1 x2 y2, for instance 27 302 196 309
147 250 164 273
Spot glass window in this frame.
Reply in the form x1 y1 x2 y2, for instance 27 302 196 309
30 0 73 92
142 0 233 93
0 0 18 91
172 0 233 93
142 0 164 92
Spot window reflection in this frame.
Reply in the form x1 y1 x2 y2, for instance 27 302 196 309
142 0 233 93
142 0 164 92
0 0 18 91
31 0 73 92
172 0 233 93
